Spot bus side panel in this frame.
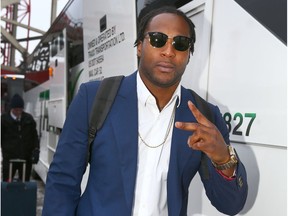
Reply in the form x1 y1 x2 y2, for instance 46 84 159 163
208 0 286 147
181 1 213 99
83 0 138 81
48 29 68 129
188 0 287 215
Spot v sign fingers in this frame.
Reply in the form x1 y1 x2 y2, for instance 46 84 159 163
187 100 212 127
175 101 230 164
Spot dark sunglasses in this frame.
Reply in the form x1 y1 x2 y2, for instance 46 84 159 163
145 32 192 52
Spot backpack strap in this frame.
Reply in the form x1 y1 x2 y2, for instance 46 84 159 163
87 75 124 165
188 89 215 180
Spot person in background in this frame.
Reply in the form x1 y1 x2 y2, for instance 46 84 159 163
1 94 40 182
43 6 247 216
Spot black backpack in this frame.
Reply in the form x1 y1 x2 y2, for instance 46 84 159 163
87 75 214 180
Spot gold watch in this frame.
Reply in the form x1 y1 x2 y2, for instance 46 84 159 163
212 145 238 170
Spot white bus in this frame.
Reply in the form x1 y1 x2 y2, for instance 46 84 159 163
23 0 287 215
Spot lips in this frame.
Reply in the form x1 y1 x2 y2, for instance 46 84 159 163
156 62 175 73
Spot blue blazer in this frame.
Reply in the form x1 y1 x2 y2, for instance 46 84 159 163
43 72 247 216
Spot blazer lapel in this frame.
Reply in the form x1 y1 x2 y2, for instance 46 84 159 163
110 73 138 210
167 90 198 215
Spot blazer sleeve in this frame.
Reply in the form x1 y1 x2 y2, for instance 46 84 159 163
42 82 95 216
199 104 248 216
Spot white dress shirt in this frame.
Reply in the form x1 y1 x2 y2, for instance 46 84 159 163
132 72 181 216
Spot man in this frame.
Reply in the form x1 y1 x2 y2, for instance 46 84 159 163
43 6 248 216
1 94 39 181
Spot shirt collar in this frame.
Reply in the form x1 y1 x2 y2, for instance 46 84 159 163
136 71 181 108
10 110 20 121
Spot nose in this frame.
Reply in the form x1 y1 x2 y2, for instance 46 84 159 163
160 38 176 58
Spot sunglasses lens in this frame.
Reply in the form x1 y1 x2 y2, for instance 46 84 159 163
147 32 191 51
173 36 191 51
148 32 167 48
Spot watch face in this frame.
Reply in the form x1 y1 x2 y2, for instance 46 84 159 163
231 155 238 163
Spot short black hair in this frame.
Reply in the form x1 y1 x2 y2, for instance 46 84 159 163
134 6 196 54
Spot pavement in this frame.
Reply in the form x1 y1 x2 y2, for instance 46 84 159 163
35 177 45 216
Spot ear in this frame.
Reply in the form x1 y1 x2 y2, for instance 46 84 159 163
186 53 190 65
137 42 142 58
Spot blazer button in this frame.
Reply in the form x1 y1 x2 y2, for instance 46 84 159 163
238 176 243 188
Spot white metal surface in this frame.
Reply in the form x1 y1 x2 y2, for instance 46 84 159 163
83 0 138 82
185 0 287 215
48 29 68 129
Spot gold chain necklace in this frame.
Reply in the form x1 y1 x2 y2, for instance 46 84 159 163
138 105 176 148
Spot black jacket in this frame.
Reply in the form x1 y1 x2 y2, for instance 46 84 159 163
1 111 39 160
